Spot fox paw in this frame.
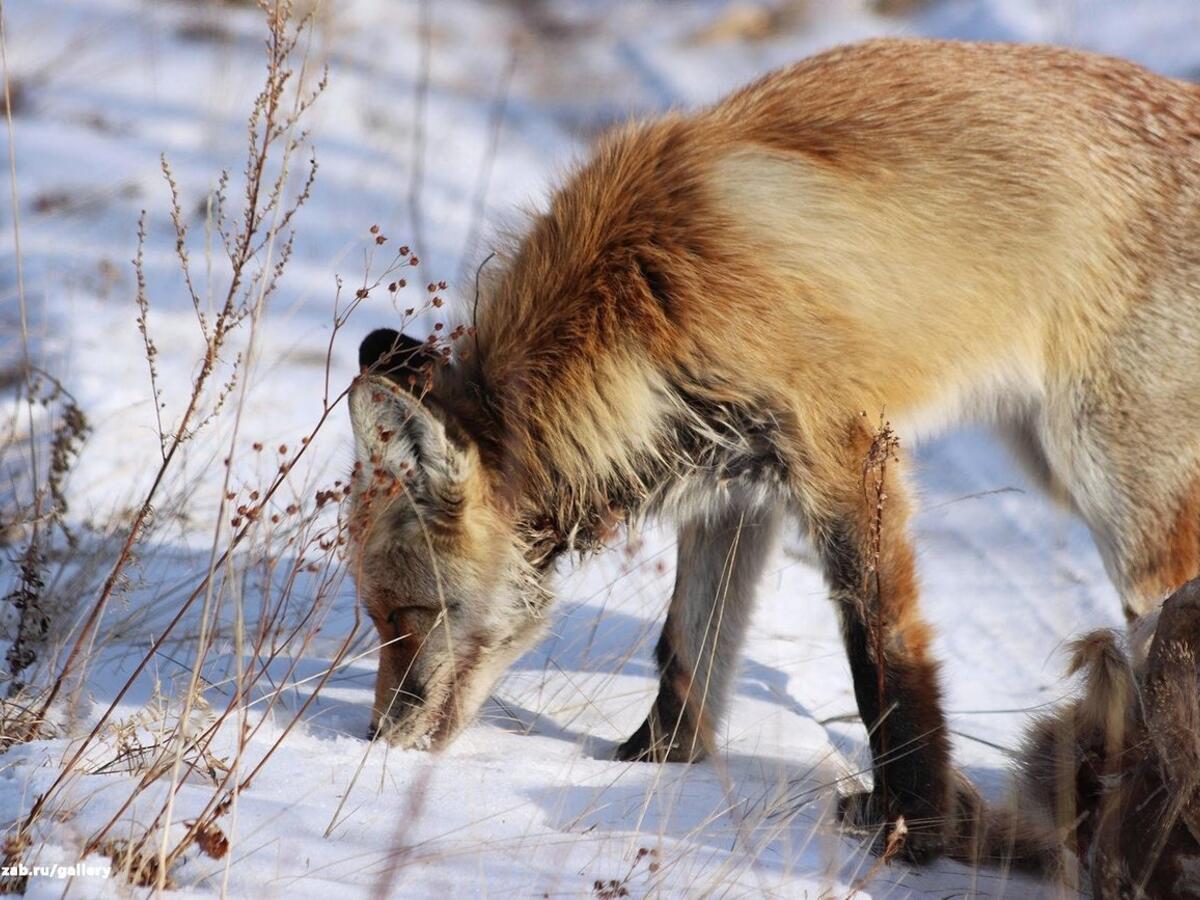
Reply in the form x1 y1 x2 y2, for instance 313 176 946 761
615 719 706 763
837 789 948 865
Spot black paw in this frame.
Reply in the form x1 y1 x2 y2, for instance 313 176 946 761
616 718 706 763
837 789 948 865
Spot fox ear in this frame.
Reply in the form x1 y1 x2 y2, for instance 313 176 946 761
349 378 473 519
359 329 438 394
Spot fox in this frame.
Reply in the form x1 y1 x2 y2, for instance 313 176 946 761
950 576 1200 897
346 37 1200 863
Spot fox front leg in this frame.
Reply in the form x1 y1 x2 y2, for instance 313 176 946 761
618 500 782 763
814 426 953 863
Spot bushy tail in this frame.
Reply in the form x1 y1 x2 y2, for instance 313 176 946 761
944 770 1066 878
945 581 1200 894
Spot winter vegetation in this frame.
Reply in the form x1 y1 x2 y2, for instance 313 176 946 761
2 0 1200 896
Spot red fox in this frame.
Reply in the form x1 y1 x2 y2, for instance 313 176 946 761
347 38 1200 863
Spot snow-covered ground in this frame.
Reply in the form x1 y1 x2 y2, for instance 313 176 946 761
3 0 1200 896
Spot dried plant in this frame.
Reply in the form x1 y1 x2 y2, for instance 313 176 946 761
0 3 346 888
25 0 325 735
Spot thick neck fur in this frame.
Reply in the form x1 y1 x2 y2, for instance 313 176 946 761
445 115 742 549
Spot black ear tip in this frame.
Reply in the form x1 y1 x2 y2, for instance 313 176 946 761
358 329 434 390
359 328 402 371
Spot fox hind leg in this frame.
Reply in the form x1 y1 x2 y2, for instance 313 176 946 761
1033 383 1200 620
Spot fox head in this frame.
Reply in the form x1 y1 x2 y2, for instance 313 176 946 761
347 329 549 749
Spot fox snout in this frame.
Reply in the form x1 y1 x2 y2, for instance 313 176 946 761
368 619 427 743
367 634 494 751
368 651 449 751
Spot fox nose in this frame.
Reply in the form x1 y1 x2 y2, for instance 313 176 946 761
369 681 427 741
367 715 398 741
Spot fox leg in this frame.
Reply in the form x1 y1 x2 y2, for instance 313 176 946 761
1024 303 1200 621
809 422 953 862
1031 400 1200 620
1040 418 1200 620
617 498 782 763
1108 469 1200 621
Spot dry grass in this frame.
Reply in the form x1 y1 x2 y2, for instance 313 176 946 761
0 0 356 888
0 2 479 888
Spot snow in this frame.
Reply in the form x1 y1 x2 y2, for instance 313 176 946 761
2 0 1198 896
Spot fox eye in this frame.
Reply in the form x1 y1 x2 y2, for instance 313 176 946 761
385 605 427 627
386 608 407 627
